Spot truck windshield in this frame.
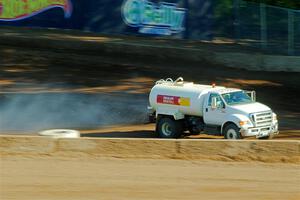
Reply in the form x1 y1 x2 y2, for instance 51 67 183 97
222 91 254 105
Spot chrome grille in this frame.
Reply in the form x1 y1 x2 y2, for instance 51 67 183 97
251 112 272 127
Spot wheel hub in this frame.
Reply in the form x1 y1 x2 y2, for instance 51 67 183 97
162 122 172 136
227 129 238 139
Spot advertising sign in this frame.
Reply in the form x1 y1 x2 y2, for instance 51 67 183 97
0 0 73 21
157 95 190 106
122 0 186 36
0 0 213 40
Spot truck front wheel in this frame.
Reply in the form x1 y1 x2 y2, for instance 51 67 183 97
157 117 182 139
224 124 242 139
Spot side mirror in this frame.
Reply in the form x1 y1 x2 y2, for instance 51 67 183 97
211 97 217 109
246 91 256 102
251 91 256 102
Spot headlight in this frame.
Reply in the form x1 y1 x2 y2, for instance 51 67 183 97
239 120 251 126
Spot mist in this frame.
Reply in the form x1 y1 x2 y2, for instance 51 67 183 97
0 93 148 133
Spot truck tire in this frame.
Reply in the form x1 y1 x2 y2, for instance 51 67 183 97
157 117 183 138
188 128 201 135
38 129 80 138
224 124 242 139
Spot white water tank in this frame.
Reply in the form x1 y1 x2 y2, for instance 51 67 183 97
149 78 225 117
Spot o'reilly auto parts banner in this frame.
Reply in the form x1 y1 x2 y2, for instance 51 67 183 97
122 0 186 36
0 0 212 40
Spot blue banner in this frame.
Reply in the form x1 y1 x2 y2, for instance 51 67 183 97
0 0 213 40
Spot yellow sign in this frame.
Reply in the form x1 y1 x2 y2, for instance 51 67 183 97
179 97 191 107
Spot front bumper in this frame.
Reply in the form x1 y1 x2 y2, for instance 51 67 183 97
241 123 279 138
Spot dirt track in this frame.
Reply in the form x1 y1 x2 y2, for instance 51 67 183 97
79 124 300 140
1 157 299 200
0 28 300 135
0 28 300 200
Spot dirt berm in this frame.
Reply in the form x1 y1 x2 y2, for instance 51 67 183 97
0 27 299 72
1 136 299 163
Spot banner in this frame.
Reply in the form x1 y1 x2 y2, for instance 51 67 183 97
122 0 186 36
0 0 72 21
0 0 213 40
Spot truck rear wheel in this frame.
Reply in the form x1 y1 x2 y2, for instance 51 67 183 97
157 117 182 138
224 124 242 139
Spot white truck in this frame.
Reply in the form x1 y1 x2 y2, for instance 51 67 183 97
148 78 279 139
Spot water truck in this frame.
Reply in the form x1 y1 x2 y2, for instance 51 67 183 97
148 78 279 139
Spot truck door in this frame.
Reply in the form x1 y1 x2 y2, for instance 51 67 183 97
203 93 226 125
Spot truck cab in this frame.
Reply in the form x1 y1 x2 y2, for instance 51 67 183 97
148 78 279 139
204 89 278 139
